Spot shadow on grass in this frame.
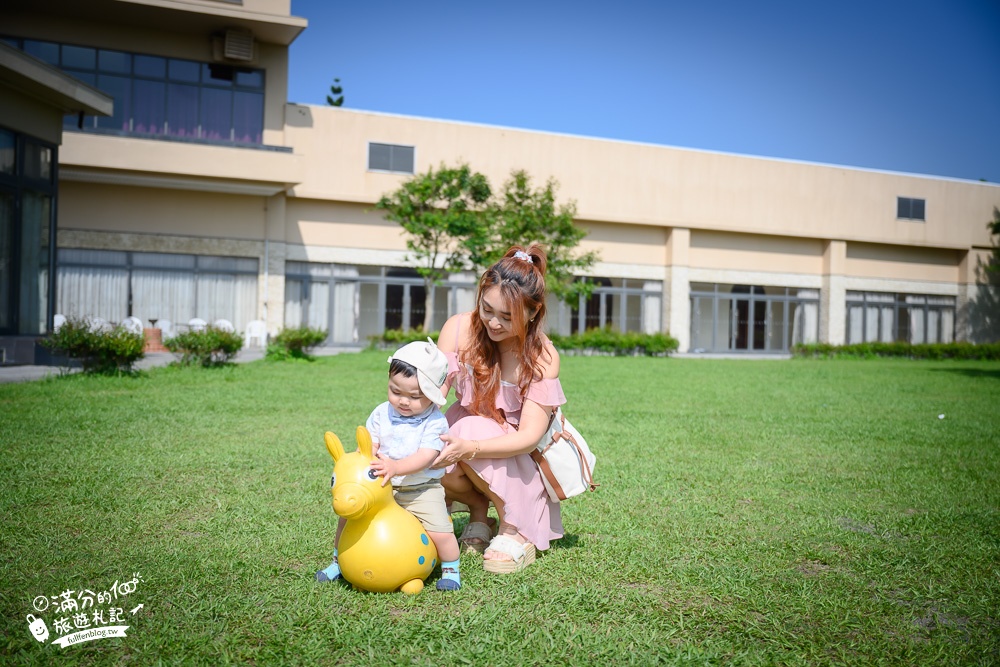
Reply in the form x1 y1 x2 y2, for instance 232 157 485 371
928 367 1000 380
549 533 581 549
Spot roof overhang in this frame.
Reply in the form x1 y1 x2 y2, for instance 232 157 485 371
0 41 113 116
3 0 308 46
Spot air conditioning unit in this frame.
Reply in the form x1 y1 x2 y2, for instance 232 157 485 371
212 29 256 63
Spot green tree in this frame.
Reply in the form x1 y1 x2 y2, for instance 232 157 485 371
969 207 1000 342
477 170 599 303
326 78 344 107
374 164 491 331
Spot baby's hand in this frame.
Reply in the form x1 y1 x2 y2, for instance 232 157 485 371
369 454 396 487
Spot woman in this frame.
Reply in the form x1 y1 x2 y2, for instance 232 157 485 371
433 244 566 573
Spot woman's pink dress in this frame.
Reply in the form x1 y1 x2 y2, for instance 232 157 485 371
444 350 566 550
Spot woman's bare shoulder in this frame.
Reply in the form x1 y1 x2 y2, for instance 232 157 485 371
438 312 474 352
537 335 561 379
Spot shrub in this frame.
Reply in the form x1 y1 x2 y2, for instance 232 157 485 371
41 317 145 375
549 328 679 356
165 327 244 367
367 328 438 350
266 326 327 360
792 341 1000 360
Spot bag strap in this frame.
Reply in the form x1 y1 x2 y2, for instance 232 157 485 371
537 412 598 493
530 449 568 500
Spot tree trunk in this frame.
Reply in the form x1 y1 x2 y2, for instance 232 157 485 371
423 278 435 332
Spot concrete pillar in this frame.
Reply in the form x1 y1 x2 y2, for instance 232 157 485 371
263 193 287 337
664 227 691 351
821 239 846 345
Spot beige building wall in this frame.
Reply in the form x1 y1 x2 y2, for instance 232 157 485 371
10 1 998 350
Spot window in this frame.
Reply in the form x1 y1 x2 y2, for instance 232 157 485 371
845 291 954 344
3 37 266 146
56 250 259 332
897 197 926 221
689 284 819 353
368 142 415 174
560 278 662 336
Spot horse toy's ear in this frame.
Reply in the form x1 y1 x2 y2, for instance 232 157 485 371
324 431 346 462
356 426 374 459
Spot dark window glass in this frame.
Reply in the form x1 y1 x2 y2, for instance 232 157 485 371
98 49 130 74
897 197 926 221
199 87 232 141
23 141 52 182
166 83 199 138
24 40 59 65
204 63 234 87
62 45 96 69
0 128 14 174
0 191 11 330
133 79 166 134
392 145 415 174
369 143 392 171
233 91 263 143
168 59 200 82
134 54 166 78
96 74 131 130
235 69 263 88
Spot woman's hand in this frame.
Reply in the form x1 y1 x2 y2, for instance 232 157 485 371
369 453 398 487
431 434 472 468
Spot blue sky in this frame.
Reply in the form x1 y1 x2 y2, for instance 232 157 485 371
287 0 1000 183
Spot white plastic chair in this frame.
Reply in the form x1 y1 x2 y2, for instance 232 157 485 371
213 319 235 333
121 316 144 335
157 319 174 340
188 317 207 332
85 316 110 333
244 319 267 348
53 314 66 332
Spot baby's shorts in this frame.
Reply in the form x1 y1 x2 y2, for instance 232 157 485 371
393 482 453 534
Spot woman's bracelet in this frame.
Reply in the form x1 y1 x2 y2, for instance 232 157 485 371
469 440 480 460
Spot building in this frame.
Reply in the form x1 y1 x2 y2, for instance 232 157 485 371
2 0 998 364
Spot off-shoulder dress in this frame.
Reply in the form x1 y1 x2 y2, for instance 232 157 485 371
444 346 566 550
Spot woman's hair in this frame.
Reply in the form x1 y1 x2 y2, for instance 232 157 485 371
464 244 549 422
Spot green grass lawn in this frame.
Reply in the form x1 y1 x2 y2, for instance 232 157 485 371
1 354 998 665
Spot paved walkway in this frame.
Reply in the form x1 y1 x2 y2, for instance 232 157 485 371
0 346 356 384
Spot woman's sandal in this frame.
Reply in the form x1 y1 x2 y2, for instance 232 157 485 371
458 517 497 554
483 534 536 574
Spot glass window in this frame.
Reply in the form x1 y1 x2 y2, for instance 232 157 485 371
134 55 166 78
0 191 12 331
199 87 232 141
98 49 130 74
23 141 51 182
166 83 199 138
0 129 14 174
233 91 263 143
29 39 266 146
368 143 415 174
23 40 59 65
168 59 200 82
133 79 166 135
62 45 96 69
897 197 926 221
19 192 51 334
96 74 131 131
235 68 263 88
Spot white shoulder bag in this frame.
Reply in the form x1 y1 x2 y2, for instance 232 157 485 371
530 408 598 502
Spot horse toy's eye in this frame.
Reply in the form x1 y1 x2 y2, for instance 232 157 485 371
330 473 336 488
367 469 379 481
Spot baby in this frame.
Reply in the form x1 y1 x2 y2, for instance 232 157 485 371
316 339 462 591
